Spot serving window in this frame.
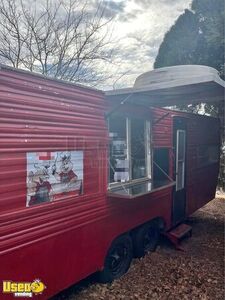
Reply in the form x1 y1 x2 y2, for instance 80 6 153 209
108 115 151 187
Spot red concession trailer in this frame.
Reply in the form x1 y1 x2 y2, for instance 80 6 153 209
0 65 224 299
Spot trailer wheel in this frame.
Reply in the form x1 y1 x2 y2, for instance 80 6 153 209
132 223 160 258
99 234 133 283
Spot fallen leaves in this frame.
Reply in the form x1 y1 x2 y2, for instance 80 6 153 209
53 198 224 300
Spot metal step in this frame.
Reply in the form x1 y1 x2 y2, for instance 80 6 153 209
165 223 192 251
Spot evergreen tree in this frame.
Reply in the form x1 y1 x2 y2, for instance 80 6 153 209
154 0 224 78
154 0 225 189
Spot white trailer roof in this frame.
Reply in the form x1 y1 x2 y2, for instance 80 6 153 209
105 65 225 106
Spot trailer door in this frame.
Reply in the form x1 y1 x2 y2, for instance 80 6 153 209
173 117 186 225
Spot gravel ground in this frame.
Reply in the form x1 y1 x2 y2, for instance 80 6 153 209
53 198 224 300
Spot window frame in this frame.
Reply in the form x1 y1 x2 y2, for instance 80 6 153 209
108 116 152 189
176 129 186 191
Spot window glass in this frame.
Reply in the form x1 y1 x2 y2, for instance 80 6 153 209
108 115 150 185
178 130 185 160
176 130 186 191
130 118 147 180
177 161 184 190
108 116 129 183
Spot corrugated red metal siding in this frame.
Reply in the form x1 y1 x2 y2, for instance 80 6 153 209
185 115 220 214
0 68 110 299
151 108 173 179
152 109 173 148
152 107 220 216
0 69 108 214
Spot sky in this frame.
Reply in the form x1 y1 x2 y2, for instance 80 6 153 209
0 0 192 90
102 0 192 89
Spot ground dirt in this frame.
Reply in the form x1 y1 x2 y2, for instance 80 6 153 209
52 198 224 300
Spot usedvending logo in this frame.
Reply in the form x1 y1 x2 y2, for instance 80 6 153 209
3 279 46 297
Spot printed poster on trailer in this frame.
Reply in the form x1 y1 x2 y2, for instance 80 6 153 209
26 151 83 207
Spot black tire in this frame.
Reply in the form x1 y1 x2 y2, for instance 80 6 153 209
132 223 160 258
99 234 133 283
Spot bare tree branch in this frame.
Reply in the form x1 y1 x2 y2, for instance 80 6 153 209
0 0 115 85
